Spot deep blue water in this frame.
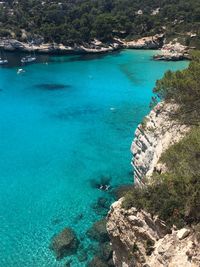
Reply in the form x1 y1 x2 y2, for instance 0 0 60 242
0 50 188 266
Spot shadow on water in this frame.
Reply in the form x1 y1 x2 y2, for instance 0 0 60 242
120 63 146 85
66 50 122 62
52 106 101 121
51 217 64 226
89 175 112 191
34 83 72 91
1 50 122 68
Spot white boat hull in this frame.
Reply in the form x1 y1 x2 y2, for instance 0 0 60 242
21 57 36 63
0 59 8 65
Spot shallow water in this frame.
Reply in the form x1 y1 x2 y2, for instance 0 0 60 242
0 50 188 266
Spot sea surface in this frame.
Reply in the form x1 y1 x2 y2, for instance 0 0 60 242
0 50 188 267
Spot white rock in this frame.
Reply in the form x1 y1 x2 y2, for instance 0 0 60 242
177 228 190 240
131 102 190 182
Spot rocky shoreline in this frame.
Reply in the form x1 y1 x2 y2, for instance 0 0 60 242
153 42 190 61
0 34 164 55
0 34 191 62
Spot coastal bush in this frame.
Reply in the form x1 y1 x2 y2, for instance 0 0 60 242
153 51 200 126
123 127 200 228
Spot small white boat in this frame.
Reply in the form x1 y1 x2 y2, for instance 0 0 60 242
0 58 8 65
21 55 36 64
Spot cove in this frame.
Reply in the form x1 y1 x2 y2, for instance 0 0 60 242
0 50 188 266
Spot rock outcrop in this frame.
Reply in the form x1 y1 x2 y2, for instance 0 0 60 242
123 34 164 49
131 102 189 185
107 198 200 267
50 228 79 260
153 42 190 61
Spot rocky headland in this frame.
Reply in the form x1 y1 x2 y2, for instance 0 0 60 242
153 42 190 61
106 102 200 267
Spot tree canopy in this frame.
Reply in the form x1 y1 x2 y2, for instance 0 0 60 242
0 0 200 45
154 51 200 126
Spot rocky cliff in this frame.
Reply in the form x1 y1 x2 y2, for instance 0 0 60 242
131 102 189 186
107 199 200 267
106 102 200 267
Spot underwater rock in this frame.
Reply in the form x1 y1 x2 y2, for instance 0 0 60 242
98 242 113 261
51 217 63 225
77 249 88 262
87 256 108 267
87 218 109 243
73 213 83 224
91 197 111 216
64 259 72 267
54 106 99 121
50 228 79 260
97 197 111 209
86 243 98 255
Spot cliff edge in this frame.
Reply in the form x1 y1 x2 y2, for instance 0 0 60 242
107 102 200 267
107 198 200 267
131 102 189 185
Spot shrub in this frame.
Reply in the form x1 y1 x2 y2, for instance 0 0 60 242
123 127 200 228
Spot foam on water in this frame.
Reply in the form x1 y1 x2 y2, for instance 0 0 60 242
0 50 188 266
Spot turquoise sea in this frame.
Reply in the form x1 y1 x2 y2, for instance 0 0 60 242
0 50 188 266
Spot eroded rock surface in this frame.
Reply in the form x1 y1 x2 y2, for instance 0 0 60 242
107 199 200 267
131 102 189 185
106 101 200 267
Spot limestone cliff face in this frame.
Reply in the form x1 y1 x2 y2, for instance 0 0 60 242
131 102 189 185
107 199 200 267
106 102 200 267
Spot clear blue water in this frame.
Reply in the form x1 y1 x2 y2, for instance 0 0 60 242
0 50 188 266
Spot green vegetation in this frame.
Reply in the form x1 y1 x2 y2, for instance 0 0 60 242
0 0 200 46
154 51 200 126
132 242 139 253
123 52 200 228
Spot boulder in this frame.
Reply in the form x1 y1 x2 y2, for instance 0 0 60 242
77 249 88 262
87 218 109 243
177 228 190 240
50 228 79 260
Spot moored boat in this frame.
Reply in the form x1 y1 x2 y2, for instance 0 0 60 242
21 55 36 63
0 58 8 65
